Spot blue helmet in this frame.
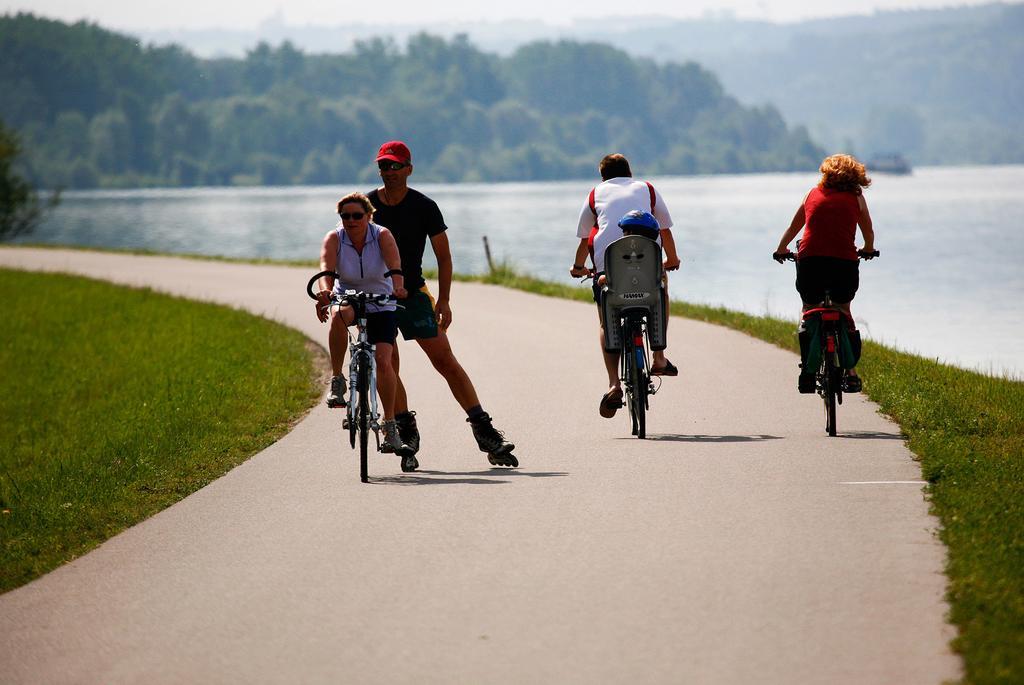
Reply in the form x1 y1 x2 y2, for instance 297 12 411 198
618 210 660 241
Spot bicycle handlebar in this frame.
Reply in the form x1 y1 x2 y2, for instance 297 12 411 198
306 270 396 306
773 249 880 263
307 270 338 300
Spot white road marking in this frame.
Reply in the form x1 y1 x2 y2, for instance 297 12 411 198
840 480 927 485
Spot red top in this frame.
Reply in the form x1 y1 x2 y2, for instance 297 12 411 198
798 187 860 261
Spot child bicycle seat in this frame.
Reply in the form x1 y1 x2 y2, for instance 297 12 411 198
601 235 667 352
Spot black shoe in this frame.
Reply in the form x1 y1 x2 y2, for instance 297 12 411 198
396 410 420 454
798 373 816 394
844 374 862 393
468 413 515 455
401 454 419 472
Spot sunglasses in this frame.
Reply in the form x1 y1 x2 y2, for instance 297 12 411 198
339 212 366 220
378 161 408 171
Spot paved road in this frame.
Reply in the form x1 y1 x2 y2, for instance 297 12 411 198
0 248 960 684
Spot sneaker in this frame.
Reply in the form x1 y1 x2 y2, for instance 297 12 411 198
844 374 862 393
381 419 414 457
798 373 816 394
468 412 515 455
396 410 420 454
327 375 347 407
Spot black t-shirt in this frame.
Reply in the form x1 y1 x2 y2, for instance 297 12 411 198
367 188 447 292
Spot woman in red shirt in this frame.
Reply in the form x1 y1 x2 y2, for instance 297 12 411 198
774 154 876 392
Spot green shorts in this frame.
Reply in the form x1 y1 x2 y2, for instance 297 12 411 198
396 286 439 340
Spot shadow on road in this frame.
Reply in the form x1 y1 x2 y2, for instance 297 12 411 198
839 430 907 440
372 470 569 486
632 434 783 443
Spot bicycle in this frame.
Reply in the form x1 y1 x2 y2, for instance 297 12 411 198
307 270 417 482
776 250 879 436
599 234 668 439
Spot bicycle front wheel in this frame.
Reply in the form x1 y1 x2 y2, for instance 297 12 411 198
357 354 371 483
348 404 357 449
347 366 358 450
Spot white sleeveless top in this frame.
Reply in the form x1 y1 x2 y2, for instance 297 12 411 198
333 222 395 313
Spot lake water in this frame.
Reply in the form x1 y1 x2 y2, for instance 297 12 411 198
18 166 1024 378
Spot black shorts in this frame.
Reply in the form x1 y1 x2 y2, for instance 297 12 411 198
396 287 439 340
364 310 398 345
795 256 859 305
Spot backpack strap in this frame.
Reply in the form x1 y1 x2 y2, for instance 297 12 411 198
586 188 599 265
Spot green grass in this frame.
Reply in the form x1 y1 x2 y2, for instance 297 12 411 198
0 269 321 592
458 261 1024 685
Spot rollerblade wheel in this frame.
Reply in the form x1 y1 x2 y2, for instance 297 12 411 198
488 452 518 468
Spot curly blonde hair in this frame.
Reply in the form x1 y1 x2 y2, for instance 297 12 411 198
336 192 376 217
818 154 871 194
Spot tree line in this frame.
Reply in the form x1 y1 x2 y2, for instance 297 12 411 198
1 13 824 189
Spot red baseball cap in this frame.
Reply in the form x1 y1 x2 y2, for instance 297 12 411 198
376 141 411 164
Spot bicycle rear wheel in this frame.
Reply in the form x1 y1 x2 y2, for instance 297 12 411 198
623 332 638 436
357 354 370 482
822 359 837 437
626 322 647 439
634 368 647 439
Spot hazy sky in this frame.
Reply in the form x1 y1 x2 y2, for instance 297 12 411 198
0 0 1004 31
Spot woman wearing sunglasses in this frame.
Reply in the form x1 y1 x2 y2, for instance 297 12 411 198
314 191 411 455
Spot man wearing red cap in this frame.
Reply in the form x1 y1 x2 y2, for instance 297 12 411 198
367 141 517 466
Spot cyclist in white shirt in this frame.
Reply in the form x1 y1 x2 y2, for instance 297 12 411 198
569 154 681 418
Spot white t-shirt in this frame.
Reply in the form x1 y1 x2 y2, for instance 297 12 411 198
576 177 674 272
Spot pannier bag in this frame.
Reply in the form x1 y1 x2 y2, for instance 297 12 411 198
800 319 860 371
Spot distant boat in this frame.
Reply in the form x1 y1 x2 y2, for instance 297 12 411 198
867 154 912 175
